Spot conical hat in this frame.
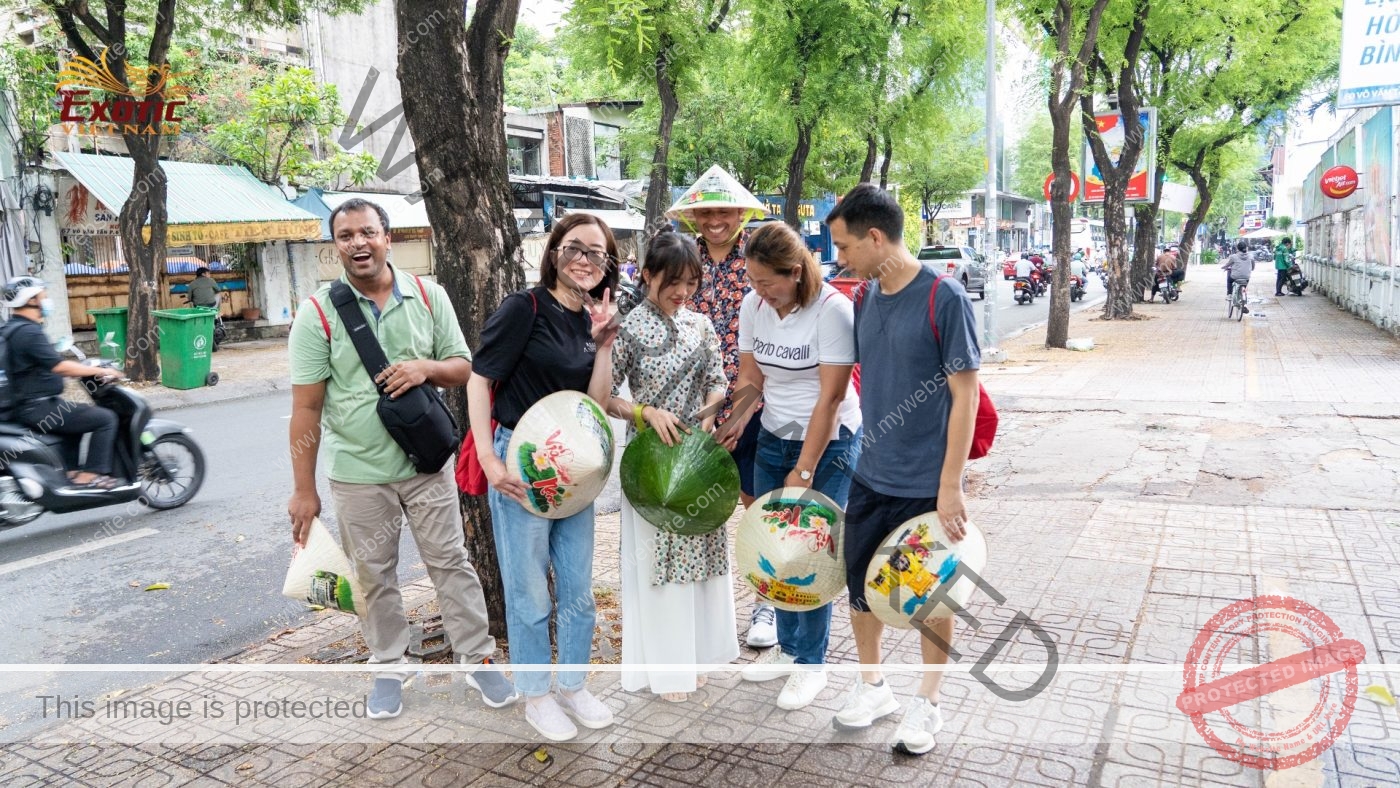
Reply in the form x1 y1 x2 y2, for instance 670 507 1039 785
666 165 766 224
507 391 615 519
863 514 988 630
736 488 847 612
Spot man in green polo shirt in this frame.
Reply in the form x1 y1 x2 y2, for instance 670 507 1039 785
287 198 516 719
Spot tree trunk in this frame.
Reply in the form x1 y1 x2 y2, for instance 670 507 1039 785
878 131 893 190
1045 100 1075 349
119 138 167 382
782 121 813 228
643 36 679 247
1101 186 1134 318
859 131 877 183
1131 202 1158 300
396 0 525 640
1179 153 1214 264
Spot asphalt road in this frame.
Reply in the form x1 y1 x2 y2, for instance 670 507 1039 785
974 268 1107 342
0 392 427 741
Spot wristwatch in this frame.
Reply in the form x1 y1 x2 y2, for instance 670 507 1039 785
797 469 813 481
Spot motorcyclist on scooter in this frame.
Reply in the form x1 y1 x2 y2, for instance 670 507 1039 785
2 277 123 489
1014 255 1036 295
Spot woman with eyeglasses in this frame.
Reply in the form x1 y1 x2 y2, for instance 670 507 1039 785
466 213 621 742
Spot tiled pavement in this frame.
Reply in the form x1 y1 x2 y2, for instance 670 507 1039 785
7 264 1400 786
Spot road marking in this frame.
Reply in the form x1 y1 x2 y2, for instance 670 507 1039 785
0 528 158 578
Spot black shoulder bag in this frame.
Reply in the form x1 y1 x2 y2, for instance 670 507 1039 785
328 281 459 474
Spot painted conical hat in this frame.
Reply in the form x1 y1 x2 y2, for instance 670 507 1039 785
736 488 847 612
863 514 988 630
666 165 766 224
507 391 615 519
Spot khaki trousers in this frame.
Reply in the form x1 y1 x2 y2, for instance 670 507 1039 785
330 467 496 675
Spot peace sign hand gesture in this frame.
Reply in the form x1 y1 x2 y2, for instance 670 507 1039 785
585 288 620 349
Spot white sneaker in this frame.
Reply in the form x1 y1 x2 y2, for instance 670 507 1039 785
524 694 578 742
746 604 778 648
891 696 944 755
742 648 796 682
832 679 900 731
555 687 614 729
776 668 827 710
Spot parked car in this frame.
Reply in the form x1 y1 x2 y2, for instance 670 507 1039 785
917 245 987 299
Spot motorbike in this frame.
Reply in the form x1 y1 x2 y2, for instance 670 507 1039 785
1029 269 1048 297
1286 262 1309 296
1070 275 1086 302
0 342 206 529
1013 278 1035 305
1154 270 1180 303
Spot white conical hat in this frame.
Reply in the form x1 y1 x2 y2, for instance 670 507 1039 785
507 391 615 519
863 514 988 630
666 165 766 224
736 488 847 612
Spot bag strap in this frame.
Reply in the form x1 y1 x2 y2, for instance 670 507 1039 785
927 274 946 344
328 281 393 385
308 296 332 341
413 275 432 315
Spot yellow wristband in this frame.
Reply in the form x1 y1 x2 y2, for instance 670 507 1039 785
633 403 647 431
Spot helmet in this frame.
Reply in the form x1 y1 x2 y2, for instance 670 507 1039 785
2 276 46 308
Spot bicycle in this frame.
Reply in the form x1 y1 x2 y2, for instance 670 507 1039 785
188 295 229 351
1227 280 1248 322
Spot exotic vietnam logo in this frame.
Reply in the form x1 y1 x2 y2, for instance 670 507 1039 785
57 49 189 136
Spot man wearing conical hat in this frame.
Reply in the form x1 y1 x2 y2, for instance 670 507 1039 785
666 166 779 650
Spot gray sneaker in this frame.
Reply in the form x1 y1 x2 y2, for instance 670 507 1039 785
463 657 520 708
366 677 403 720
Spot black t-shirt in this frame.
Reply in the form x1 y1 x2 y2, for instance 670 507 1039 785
472 287 597 429
5 317 64 400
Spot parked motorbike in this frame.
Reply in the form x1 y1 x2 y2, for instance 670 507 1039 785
1286 263 1309 296
1154 270 1180 303
1070 275 1086 302
0 343 206 529
1013 278 1035 305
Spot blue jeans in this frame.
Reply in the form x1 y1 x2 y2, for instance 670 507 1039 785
752 424 862 665
488 425 597 697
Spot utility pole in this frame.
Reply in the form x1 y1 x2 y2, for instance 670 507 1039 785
981 0 1005 362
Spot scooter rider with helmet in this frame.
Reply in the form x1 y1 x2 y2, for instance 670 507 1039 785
2 276 123 489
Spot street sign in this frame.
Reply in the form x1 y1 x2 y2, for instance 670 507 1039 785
1339 0 1400 108
1043 172 1080 202
1320 165 1360 199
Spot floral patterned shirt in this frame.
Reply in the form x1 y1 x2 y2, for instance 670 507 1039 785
613 299 730 586
690 231 750 424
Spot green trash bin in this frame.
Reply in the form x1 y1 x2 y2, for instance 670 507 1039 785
87 306 128 366
153 308 218 390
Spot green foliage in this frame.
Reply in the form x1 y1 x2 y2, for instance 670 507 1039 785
0 42 59 162
895 107 983 240
205 66 377 188
1202 137 1263 230
504 24 610 109
1009 110 1083 200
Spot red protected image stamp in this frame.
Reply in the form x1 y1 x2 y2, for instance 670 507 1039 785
1175 595 1366 770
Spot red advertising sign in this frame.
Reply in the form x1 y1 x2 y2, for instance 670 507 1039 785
1320 165 1359 199
1043 172 1080 202
1083 109 1157 203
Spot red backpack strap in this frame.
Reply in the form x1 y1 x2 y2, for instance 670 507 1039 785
413 275 432 315
308 296 332 341
927 274 947 344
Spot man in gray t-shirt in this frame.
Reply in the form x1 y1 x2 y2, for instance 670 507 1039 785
824 184 983 757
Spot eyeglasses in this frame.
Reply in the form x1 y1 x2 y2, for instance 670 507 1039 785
555 244 615 270
335 228 384 245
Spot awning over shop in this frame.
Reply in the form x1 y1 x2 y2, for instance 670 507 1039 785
52 152 322 244
561 207 646 231
293 188 433 240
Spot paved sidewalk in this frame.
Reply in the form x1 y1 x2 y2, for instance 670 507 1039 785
7 264 1400 786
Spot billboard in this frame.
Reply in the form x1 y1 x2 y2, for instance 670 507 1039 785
1339 0 1400 108
1083 108 1157 203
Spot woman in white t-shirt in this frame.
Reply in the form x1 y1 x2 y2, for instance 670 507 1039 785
717 222 862 711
